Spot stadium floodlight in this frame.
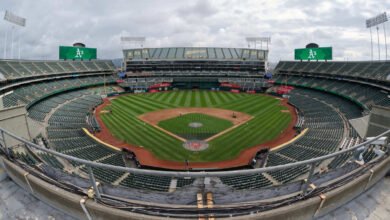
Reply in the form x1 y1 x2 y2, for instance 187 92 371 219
246 37 271 50
121 36 146 49
121 36 146 42
3 11 26 59
246 37 271 43
366 12 387 28
366 12 388 60
4 11 26 27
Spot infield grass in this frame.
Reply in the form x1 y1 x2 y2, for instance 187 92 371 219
158 113 233 140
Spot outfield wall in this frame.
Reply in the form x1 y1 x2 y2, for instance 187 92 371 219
2 154 390 220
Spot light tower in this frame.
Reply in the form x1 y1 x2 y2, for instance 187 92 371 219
366 12 388 60
120 36 146 49
3 10 26 59
246 37 271 50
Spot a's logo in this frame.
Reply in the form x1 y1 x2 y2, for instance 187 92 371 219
75 48 84 58
308 49 317 59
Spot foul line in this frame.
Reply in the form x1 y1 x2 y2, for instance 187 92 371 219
270 128 309 152
82 128 121 152
204 116 254 142
136 119 187 142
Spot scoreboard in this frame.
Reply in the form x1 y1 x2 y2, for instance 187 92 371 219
294 47 332 61
59 46 97 60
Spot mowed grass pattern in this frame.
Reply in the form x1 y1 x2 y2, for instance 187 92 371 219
100 91 291 162
158 113 234 140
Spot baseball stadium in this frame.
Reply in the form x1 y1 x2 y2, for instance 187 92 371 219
1 4 390 220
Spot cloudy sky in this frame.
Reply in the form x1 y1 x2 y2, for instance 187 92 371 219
0 0 389 62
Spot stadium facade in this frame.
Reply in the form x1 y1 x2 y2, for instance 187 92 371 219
121 47 271 91
0 46 389 219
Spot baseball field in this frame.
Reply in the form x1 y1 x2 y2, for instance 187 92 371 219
99 90 292 162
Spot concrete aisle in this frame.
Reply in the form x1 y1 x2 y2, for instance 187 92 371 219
0 175 389 220
317 176 390 220
0 177 75 220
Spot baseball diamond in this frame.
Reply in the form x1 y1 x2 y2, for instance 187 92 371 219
98 90 293 162
158 113 234 140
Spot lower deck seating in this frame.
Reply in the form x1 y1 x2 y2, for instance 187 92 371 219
40 89 176 191
263 88 361 184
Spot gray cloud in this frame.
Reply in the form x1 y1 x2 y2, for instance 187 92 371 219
0 0 389 62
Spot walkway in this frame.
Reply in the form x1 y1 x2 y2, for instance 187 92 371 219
0 174 389 219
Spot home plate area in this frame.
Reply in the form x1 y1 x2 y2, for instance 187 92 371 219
183 140 209 151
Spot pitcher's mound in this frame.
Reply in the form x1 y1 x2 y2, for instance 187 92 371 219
188 122 203 128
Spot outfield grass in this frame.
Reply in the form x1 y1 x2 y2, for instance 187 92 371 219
100 90 291 162
158 113 233 140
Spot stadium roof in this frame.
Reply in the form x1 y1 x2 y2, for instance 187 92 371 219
123 47 268 61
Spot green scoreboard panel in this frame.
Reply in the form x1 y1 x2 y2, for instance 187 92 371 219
294 47 332 60
59 46 97 60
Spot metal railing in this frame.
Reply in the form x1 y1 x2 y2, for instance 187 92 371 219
0 127 389 200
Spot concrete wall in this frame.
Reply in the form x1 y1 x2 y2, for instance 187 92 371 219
0 106 31 147
366 106 390 138
1 156 390 220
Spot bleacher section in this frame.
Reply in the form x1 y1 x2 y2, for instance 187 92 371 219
119 173 172 191
274 61 390 109
290 88 363 120
220 174 272 189
38 153 65 169
0 60 115 80
11 151 38 166
28 89 98 121
1 75 116 108
267 89 346 175
9 149 65 170
273 75 389 109
46 94 124 173
275 61 390 82
268 89 344 158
